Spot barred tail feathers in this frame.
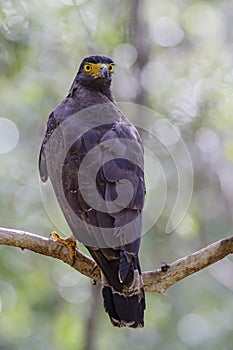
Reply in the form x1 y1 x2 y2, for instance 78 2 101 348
102 284 145 328
87 248 146 328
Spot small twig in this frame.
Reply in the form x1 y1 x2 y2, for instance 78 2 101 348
0 227 232 293
143 236 233 293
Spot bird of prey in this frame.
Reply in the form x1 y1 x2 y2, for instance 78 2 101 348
39 55 146 328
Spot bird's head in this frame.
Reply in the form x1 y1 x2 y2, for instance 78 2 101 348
76 55 115 90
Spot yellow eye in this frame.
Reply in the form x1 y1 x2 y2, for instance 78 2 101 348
84 64 92 73
108 64 114 73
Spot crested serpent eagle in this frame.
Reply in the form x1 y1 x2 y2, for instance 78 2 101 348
39 55 146 328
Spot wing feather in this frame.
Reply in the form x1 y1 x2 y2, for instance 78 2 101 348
39 102 146 327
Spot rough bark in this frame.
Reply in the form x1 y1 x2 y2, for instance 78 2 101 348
0 227 232 294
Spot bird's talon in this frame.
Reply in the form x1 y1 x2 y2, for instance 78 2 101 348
50 231 77 266
50 231 60 241
90 263 98 275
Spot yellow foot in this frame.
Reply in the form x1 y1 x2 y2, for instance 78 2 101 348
50 232 77 266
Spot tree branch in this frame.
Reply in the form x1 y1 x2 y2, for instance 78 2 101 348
0 226 232 293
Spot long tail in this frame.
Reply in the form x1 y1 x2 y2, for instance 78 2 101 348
88 248 146 328
102 282 145 328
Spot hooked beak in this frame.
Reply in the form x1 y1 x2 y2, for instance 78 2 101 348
100 64 109 79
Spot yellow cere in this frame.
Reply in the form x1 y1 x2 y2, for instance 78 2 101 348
83 62 114 77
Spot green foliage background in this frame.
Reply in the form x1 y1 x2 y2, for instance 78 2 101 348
0 0 233 349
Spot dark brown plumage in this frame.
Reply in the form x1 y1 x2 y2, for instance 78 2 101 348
39 55 146 328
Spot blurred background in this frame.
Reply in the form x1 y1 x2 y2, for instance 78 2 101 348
1 0 233 349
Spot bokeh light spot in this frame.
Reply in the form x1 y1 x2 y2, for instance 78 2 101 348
183 3 223 38
0 118 19 154
176 214 198 238
0 281 17 310
152 17 184 47
153 119 181 146
196 128 220 153
178 313 211 345
58 272 90 304
113 43 137 67
195 128 220 163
